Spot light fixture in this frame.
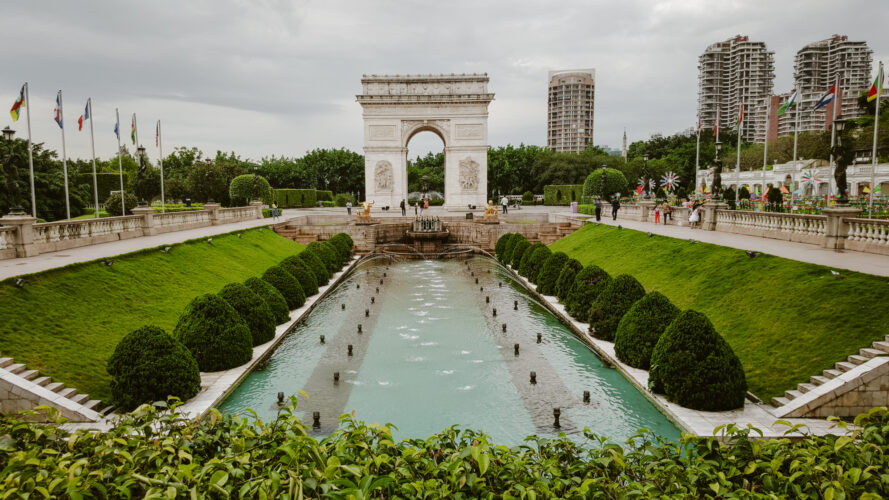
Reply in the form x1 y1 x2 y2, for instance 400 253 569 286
647 232 653 237
102 258 113 266
237 233 242 238
207 238 213 244
14 278 25 287
1 126 14 141
830 270 842 279
689 238 697 244
160 246 172 253
746 250 757 258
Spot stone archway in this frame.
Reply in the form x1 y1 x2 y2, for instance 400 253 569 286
357 74 494 210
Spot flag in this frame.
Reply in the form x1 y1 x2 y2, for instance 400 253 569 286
713 120 718 137
113 120 119 139
53 91 63 128
737 104 744 127
156 120 159 147
131 114 136 144
813 84 836 110
78 101 89 131
868 66 884 102
777 91 797 116
10 84 25 121
696 120 701 136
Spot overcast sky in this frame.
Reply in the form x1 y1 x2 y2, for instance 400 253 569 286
2 0 886 163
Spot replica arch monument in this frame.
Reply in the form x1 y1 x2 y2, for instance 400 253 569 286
357 73 494 210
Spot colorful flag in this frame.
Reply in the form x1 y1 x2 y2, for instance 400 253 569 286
10 84 25 121
77 100 89 131
696 120 701 136
131 114 136 144
53 91 63 128
867 66 884 102
813 84 836 110
777 91 797 116
736 104 744 127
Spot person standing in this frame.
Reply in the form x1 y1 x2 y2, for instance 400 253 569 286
400 199 406 216
414 201 418 215
662 200 672 225
271 202 279 221
611 198 620 220
653 205 660 224
423 198 429 211
346 200 352 215
594 197 602 221
500 195 509 214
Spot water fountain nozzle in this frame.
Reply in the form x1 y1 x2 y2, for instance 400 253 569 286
536 332 542 343
583 390 590 403
553 408 561 428
313 411 321 428
514 343 520 355
334 372 340 383
320 335 325 344
348 344 354 356
277 392 285 405
530 371 537 384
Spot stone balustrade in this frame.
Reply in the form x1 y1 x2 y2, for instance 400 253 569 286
716 210 826 245
845 218 889 255
0 203 263 260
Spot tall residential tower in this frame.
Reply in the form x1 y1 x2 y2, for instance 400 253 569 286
547 69 595 152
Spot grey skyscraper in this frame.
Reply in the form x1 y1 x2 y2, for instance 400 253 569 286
547 69 595 152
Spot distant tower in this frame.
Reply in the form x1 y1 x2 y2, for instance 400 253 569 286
621 129 627 160
547 69 595 152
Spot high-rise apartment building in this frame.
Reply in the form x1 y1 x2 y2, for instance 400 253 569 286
698 35 774 144
547 69 595 152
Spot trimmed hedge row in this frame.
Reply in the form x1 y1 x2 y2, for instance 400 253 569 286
271 189 317 208
555 258 582 301
587 274 646 341
536 251 568 295
218 282 275 346
613 292 679 369
543 184 583 206
565 265 612 320
245 276 290 324
282 256 319 296
173 294 253 372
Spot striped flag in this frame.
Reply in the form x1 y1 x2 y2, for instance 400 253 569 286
814 84 836 110
9 85 25 121
737 104 744 127
868 65 884 102
77 100 89 131
778 90 797 116
53 91 63 128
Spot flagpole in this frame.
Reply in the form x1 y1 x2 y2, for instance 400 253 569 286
116 108 125 217
792 92 801 213
24 83 36 218
762 96 770 200
695 115 701 192
58 90 70 220
735 102 742 206
157 120 165 213
828 77 839 206
870 61 883 218
88 99 99 219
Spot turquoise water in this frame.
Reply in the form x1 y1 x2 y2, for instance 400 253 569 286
219 256 681 445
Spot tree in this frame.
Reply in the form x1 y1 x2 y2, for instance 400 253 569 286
173 294 253 372
132 155 161 203
582 168 628 201
407 152 444 193
229 174 271 206
187 159 230 205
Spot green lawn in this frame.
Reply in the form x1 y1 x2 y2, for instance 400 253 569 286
0 229 303 403
549 224 889 402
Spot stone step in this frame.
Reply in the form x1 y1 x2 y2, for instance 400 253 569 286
860 347 886 359
847 354 869 365
823 369 843 379
84 400 103 411
45 382 65 392
784 389 803 401
797 383 818 394
5 363 26 374
0 357 14 368
835 361 857 373
19 369 40 381
810 375 831 386
99 406 116 416
69 393 89 405
772 396 791 407
870 341 889 354
57 387 76 399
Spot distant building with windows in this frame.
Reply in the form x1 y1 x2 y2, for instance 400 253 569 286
547 69 595 152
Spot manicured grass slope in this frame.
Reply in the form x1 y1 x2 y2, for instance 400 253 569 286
550 224 889 401
0 230 303 403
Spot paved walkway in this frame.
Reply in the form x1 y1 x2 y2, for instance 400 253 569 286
571 212 889 277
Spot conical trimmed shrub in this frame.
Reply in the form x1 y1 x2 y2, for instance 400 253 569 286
614 292 680 369
219 282 276 346
565 265 612 320
173 294 253 372
495 233 515 261
321 240 346 268
537 252 568 295
502 234 526 265
518 242 546 278
107 325 200 410
307 241 338 273
649 310 747 411
509 239 532 269
282 255 319 296
587 274 646 340
522 244 551 284
328 234 352 263
262 266 305 309
298 250 329 285
555 258 582 302
244 277 290 324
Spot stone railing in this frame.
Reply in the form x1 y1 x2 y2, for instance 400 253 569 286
0 202 264 260
845 218 889 256
715 210 826 245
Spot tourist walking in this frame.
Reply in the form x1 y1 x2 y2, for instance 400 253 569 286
414 201 418 215
594 197 602 221
500 195 509 214
662 200 672 225
689 203 701 229
346 201 352 216
419 199 424 215
654 206 660 224
271 202 279 221
611 198 620 220
400 199 406 216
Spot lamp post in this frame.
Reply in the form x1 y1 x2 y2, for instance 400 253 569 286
251 165 259 202
1 126 14 141
831 119 851 206
600 165 607 201
642 154 649 199
712 141 723 198
136 145 148 206
1 127 26 215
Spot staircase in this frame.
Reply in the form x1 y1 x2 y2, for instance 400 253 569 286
273 223 320 244
771 336 889 407
536 223 582 245
0 355 111 421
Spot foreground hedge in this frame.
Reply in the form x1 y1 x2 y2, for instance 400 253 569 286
501 233 525 264
299 248 331 284
2 403 888 498
509 239 532 269
281 255 319 296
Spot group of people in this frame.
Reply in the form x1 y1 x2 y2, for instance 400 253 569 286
591 197 705 229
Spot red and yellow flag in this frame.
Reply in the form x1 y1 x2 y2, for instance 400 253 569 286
867 66 883 102
9 85 25 121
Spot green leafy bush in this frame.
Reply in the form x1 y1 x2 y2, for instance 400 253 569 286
173 294 253 372
613 292 680 369
104 192 138 216
332 231 354 248
543 185 583 205
495 232 515 260
328 234 352 262
229 174 272 206
522 191 534 203
582 168 628 202
3 403 889 498
536 252 569 295
262 266 306 309
320 240 346 267
76 172 128 203
520 244 551 283
244 276 290 324
271 189 317 208
306 241 338 273
334 193 354 207
316 190 334 202
502 233 525 264
650 310 747 411
565 265 612 320
587 274 646 341
298 250 329 285
509 239 531 269
281 255 319 296
106 325 200 410
218 282 276 346
555 258 583 302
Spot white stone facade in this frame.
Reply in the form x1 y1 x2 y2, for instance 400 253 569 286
357 74 494 210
